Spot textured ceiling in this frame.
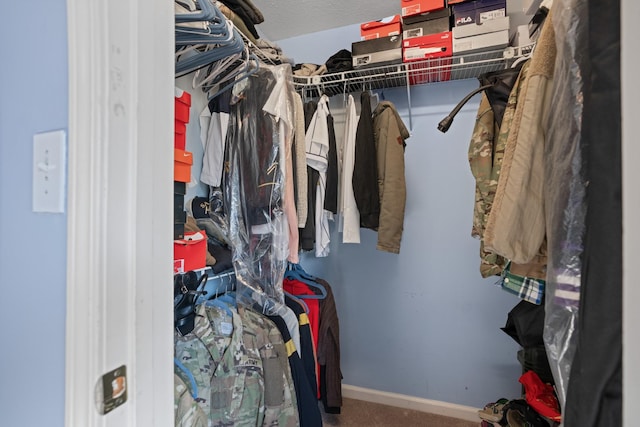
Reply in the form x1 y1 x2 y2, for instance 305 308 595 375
250 0 529 42
251 0 399 41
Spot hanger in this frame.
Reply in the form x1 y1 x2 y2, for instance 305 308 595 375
284 291 310 313
196 268 235 303
342 80 348 110
192 50 243 89
174 358 199 399
205 297 234 317
175 22 245 77
510 50 532 69
174 0 216 23
205 54 260 100
284 262 327 299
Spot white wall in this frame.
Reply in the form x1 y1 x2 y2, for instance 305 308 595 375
278 25 523 408
0 1 68 426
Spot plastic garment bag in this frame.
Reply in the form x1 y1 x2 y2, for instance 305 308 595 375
542 0 587 411
224 64 295 315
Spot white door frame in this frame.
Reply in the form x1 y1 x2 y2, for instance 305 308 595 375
65 0 175 425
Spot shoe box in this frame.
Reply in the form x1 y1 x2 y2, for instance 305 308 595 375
452 15 509 39
352 35 403 69
174 230 208 273
402 7 452 40
174 181 186 240
175 88 191 150
452 0 506 27
360 15 402 40
452 28 509 54
174 148 193 183
402 31 453 84
401 0 446 18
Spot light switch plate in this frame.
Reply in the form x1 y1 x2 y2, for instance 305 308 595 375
32 130 67 213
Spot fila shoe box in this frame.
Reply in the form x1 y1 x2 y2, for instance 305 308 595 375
402 7 452 40
352 35 403 69
401 0 446 18
402 31 453 84
453 15 509 39
453 29 509 54
360 15 402 40
452 0 506 27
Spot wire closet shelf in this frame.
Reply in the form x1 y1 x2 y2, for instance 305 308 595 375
292 43 535 97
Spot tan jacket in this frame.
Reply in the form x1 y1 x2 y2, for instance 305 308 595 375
484 9 556 264
372 101 409 254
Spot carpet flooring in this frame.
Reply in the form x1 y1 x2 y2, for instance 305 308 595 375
320 398 480 427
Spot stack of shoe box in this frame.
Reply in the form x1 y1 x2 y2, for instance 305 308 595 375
352 14 403 69
351 0 513 77
400 0 452 84
174 88 192 240
451 0 510 55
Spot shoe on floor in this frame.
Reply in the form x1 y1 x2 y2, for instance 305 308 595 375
478 398 509 423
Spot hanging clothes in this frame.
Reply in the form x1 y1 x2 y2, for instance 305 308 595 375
352 91 380 230
225 65 290 310
199 90 231 187
285 295 319 403
314 278 342 414
371 101 409 254
542 0 587 412
174 374 208 427
483 10 557 265
283 278 321 397
468 60 531 277
324 111 339 215
174 304 267 427
468 93 508 277
238 307 299 427
265 314 323 427
292 92 308 228
562 0 622 423
299 168 319 252
339 94 361 244
305 95 331 257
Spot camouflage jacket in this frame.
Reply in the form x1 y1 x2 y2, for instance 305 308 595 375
239 307 299 427
174 304 224 421
207 305 266 427
174 374 208 427
468 61 530 277
175 303 268 427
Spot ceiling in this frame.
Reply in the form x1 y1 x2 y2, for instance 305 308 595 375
250 0 529 42
251 0 399 41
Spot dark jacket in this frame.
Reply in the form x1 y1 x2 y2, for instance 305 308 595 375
352 91 380 229
315 278 342 413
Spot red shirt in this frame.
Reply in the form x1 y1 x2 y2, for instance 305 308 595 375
283 277 321 397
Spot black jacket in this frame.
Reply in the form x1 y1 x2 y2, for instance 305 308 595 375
352 91 380 229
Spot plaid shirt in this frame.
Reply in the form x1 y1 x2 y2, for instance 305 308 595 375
500 262 545 305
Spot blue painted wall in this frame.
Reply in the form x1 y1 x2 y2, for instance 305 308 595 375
0 1 68 426
279 25 523 408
